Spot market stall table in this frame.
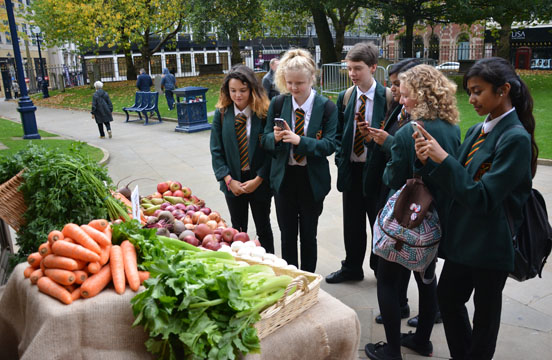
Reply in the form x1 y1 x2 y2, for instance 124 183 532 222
0 263 360 360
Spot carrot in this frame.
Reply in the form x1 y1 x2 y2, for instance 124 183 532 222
80 265 112 298
40 258 46 273
88 219 109 232
81 224 111 248
138 271 150 284
64 284 76 292
110 245 125 294
71 288 81 301
104 226 112 243
39 242 52 257
42 255 78 270
121 240 140 291
73 270 87 284
45 269 76 286
37 276 72 305
61 237 74 244
23 266 34 278
51 240 101 263
47 230 64 245
87 262 101 274
99 245 111 266
62 223 102 255
27 252 42 268
30 269 44 284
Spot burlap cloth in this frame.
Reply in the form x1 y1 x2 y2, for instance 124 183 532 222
0 263 360 360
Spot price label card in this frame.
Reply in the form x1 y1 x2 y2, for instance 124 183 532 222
131 185 140 221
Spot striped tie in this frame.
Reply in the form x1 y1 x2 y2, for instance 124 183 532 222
464 128 487 166
398 107 408 128
353 94 367 157
293 108 305 163
235 113 249 170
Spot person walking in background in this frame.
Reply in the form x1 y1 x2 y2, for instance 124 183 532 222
261 48 337 273
262 58 280 100
161 68 176 110
413 57 536 360
136 68 152 92
365 64 461 360
326 42 390 284
11 80 19 99
210 65 275 253
91 81 113 139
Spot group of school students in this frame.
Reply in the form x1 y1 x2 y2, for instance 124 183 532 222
210 42 538 360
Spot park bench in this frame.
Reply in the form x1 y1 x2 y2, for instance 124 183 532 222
123 91 162 125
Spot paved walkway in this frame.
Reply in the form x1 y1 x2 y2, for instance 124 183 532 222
1 100 552 359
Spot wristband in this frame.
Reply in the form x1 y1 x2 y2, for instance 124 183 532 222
225 176 232 190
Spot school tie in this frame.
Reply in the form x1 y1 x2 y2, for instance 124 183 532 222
353 94 367 157
293 108 305 163
235 113 249 170
398 107 408 128
464 128 487 166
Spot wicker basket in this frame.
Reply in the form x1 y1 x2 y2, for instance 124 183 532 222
0 170 27 231
236 256 322 339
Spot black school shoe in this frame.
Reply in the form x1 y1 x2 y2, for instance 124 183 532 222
325 268 364 283
400 331 433 357
407 311 443 327
375 303 410 324
365 342 403 360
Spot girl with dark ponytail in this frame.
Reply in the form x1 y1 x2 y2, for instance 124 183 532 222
412 57 535 360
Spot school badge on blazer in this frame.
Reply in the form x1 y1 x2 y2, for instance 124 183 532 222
316 130 323 140
474 162 492 182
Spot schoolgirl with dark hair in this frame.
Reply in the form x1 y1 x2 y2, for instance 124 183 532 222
414 57 536 359
210 65 274 253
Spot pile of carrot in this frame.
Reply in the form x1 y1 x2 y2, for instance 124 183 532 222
23 219 149 305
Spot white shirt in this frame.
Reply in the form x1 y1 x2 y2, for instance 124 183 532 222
289 89 316 166
234 104 252 170
350 81 376 162
482 107 516 134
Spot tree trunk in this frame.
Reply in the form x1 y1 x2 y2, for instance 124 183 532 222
124 49 137 81
334 24 346 60
310 3 337 64
403 19 414 58
497 22 512 60
230 29 242 66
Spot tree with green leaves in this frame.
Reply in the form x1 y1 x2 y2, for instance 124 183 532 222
366 0 449 58
448 0 552 59
28 0 188 79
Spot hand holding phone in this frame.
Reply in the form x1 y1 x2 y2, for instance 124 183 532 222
411 121 425 139
274 118 286 130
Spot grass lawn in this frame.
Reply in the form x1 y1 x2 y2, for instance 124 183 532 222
0 118 104 162
31 72 552 158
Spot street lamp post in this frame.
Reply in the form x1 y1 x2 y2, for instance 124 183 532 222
4 0 40 139
32 27 49 99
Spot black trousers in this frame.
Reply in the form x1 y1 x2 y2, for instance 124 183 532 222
274 165 323 272
225 171 274 254
97 122 111 137
437 260 508 360
341 162 379 276
376 257 438 357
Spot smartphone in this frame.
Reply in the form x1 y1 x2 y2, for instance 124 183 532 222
274 118 286 130
411 121 425 139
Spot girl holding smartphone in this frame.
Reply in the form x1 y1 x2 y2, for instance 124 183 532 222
261 49 337 272
414 57 536 359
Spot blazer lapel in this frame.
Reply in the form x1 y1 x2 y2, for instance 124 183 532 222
224 108 241 173
307 95 324 137
248 113 261 161
370 82 386 128
383 105 401 131
343 87 358 149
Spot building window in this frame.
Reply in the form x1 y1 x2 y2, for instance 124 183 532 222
5 32 11 44
180 53 192 73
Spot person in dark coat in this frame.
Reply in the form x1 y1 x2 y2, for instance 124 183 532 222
136 68 152 92
161 68 176 110
91 81 113 139
262 58 280 99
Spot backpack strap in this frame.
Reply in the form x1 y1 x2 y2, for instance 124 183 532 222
272 94 286 119
341 86 355 113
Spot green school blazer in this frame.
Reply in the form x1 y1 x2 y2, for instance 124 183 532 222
423 111 532 271
210 107 272 199
334 82 388 194
261 93 337 203
382 118 461 236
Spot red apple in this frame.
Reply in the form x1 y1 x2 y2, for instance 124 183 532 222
202 234 217 247
181 187 192 198
233 232 250 243
213 228 223 235
204 241 221 251
170 181 182 192
157 182 170 194
172 190 184 198
163 190 173 197
214 233 222 242
221 228 235 243
151 192 163 199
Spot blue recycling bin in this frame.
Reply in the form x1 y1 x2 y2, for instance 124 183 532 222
173 86 211 133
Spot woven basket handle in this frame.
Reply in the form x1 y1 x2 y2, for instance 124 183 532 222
275 275 309 308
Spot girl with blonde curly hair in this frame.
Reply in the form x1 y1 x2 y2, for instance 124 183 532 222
365 64 461 360
261 48 337 272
